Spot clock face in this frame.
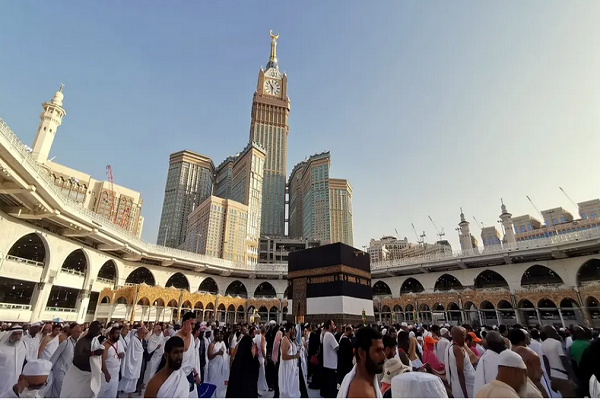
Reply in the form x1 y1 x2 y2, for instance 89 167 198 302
264 79 281 95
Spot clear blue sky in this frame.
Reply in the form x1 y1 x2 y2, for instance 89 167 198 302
1 1 600 250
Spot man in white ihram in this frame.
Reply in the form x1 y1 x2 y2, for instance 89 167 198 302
60 321 105 398
48 323 82 397
22 322 43 361
119 326 148 396
0 359 52 398
0 325 29 395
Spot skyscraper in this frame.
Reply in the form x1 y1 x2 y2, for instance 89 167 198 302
329 178 354 246
157 150 214 248
288 152 331 243
249 31 290 237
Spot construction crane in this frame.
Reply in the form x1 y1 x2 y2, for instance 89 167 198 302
394 229 401 240
559 187 578 209
411 223 424 245
106 165 116 223
473 216 484 230
526 195 544 220
428 215 445 242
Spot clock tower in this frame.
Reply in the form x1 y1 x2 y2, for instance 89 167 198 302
249 31 291 237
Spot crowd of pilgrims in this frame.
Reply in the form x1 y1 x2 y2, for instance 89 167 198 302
3 315 600 398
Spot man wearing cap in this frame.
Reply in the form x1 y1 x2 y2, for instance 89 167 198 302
435 327 451 365
22 322 43 361
0 359 52 398
380 358 410 397
475 350 540 398
0 325 29 395
423 335 445 376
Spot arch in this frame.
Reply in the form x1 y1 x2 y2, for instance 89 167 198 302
137 297 150 306
165 273 190 291
194 301 204 310
497 300 513 309
6 233 48 265
434 274 463 292
225 280 248 298
521 265 564 287
474 270 509 289
60 249 88 277
284 285 291 299
433 303 444 311
154 298 165 307
393 305 403 312
419 303 430 311
218 303 226 311
227 305 235 312
518 299 535 309
100 296 111 304
480 300 495 310
167 299 178 307
270 306 278 313
258 306 268 312
538 298 557 308
182 300 193 309
115 296 128 305
237 305 245 312
447 302 460 310
98 260 118 283
372 281 392 297
463 301 477 311
199 278 219 294
578 259 600 286
400 278 425 294
560 298 579 309
125 267 156 286
254 282 277 298
405 304 415 312
382 305 391 313
205 302 215 310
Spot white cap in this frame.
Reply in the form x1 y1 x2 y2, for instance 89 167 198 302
22 359 52 376
382 328 388 336
30 322 43 327
409 331 415 338
400 322 408 327
270 320 276 326
498 350 527 370
559 327 565 332
440 328 449 336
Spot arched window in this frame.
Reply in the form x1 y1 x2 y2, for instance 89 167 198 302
199 278 218 294
125 267 155 286
372 281 392 296
521 265 564 287
165 273 190 291
400 278 424 294
434 274 463 291
225 281 248 298
474 270 509 289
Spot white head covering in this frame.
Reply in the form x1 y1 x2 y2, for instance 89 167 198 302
498 350 527 370
440 328 449 336
269 320 276 326
22 359 52 376
400 322 408 328
30 322 43 328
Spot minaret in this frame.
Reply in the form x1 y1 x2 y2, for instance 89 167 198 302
499 199 516 244
458 208 474 250
32 84 66 163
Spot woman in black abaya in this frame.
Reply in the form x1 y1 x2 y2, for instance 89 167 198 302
226 335 259 398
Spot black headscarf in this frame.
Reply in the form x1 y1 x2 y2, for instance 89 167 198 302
226 335 259 398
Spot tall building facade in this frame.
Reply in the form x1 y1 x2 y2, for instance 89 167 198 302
287 152 331 243
249 32 290 237
185 196 249 262
229 143 265 263
329 178 354 246
157 150 214 248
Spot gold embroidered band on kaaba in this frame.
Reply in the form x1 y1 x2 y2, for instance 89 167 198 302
288 264 371 280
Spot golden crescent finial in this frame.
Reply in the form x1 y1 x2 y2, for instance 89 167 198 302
269 30 279 40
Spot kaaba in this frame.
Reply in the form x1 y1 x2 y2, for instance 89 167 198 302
287 242 374 325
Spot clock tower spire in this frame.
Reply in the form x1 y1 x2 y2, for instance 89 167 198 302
267 30 279 70
249 31 290 237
